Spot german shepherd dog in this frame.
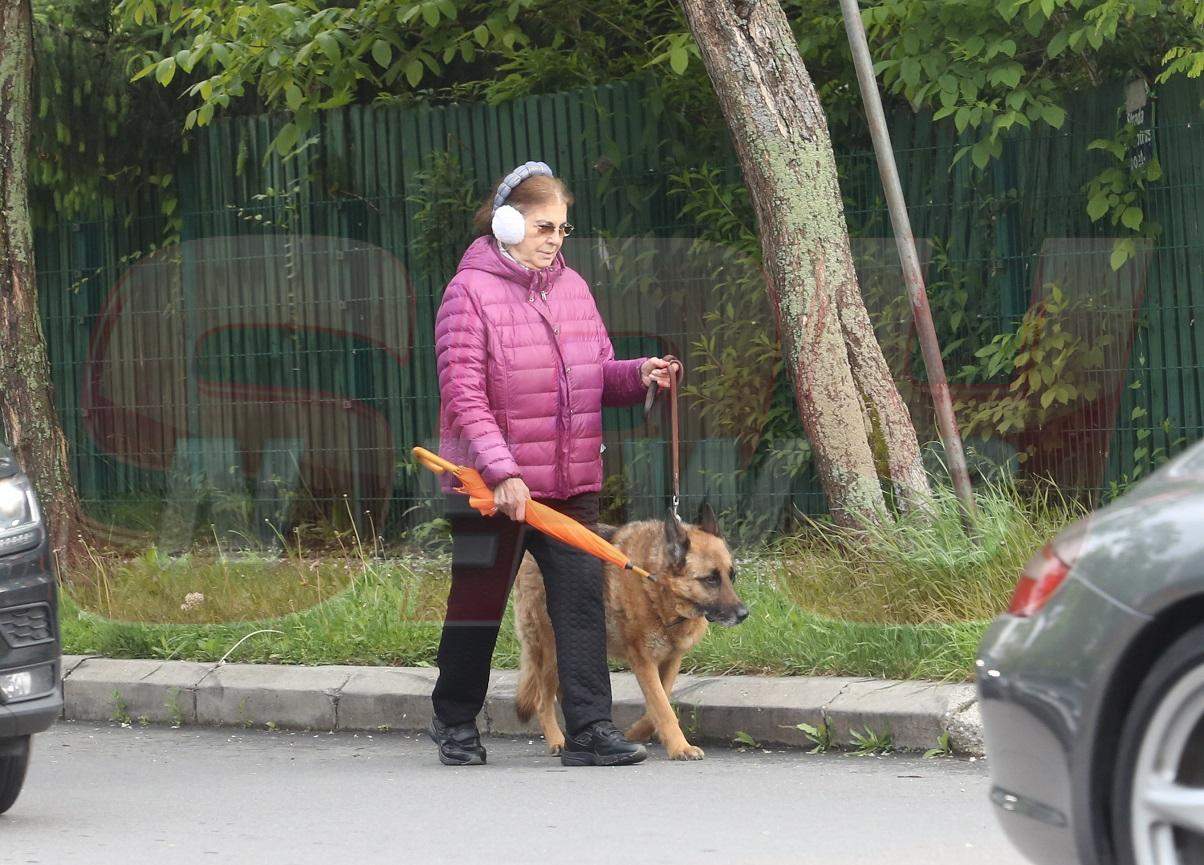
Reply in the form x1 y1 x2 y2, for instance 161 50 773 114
515 503 747 760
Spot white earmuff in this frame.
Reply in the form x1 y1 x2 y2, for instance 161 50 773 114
491 205 526 245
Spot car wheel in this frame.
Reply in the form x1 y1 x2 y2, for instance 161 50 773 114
1113 623 1204 865
0 735 31 815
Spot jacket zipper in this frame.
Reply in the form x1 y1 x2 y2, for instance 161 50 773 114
547 272 568 495
534 270 568 495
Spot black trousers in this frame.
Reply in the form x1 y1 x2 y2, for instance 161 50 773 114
430 491 613 735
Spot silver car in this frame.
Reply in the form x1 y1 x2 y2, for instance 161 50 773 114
978 439 1204 865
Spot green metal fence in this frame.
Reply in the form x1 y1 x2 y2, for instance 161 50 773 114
32 75 1204 549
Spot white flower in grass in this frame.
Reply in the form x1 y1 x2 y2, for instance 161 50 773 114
180 592 206 611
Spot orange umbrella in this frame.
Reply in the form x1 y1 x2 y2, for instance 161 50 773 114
412 447 655 580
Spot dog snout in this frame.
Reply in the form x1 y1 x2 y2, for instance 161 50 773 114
715 604 749 627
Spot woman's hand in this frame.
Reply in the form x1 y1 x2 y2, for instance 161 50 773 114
492 476 532 522
641 356 679 390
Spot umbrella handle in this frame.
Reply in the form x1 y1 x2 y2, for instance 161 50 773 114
412 446 461 476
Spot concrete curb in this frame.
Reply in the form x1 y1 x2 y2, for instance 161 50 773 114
58 656 984 755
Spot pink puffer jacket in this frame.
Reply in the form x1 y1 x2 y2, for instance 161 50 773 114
435 235 649 499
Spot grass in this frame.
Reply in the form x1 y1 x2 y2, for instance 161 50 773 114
62 550 986 681
776 480 1082 624
72 546 362 624
60 481 1082 682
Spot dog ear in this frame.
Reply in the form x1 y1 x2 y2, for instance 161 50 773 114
696 501 722 539
663 508 690 568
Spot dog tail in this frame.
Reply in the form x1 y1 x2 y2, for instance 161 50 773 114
516 666 539 724
516 627 556 724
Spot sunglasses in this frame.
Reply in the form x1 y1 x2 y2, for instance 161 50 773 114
533 221 574 237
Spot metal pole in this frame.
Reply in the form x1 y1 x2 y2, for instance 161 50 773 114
838 0 978 521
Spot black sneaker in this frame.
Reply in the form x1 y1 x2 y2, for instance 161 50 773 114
561 720 648 767
427 717 487 766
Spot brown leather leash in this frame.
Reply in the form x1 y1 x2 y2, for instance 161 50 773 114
644 356 685 519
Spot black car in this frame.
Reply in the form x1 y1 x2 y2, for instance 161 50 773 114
0 445 62 815
978 439 1204 865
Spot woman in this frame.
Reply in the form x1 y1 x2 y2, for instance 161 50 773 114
428 161 675 767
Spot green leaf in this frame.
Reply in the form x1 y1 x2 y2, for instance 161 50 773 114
155 57 176 87
1087 193 1110 221
1088 137 1125 159
670 45 689 75
422 3 440 26
372 39 392 68
405 58 424 87
132 60 158 83
1041 103 1067 128
972 140 991 169
988 38 1017 58
1121 206 1144 231
316 32 340 62
996 63 1023 88
1047 29 1070 57
274 122 299 156
1111 239 1133 271
437 0 457 18
285 83 303 111
474 24 489 46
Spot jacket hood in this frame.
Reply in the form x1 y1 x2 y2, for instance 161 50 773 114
455 235 566 291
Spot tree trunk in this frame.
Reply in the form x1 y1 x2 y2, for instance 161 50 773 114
834 268 933 513
0 0 84 564
678 0 931 525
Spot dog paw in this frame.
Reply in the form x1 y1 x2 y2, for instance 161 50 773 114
624 720 655 742
546 738 565 755
667 743 706 761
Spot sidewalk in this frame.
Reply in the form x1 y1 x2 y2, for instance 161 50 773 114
58 656 984 755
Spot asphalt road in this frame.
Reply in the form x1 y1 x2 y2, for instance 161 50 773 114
3 721 1027 865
